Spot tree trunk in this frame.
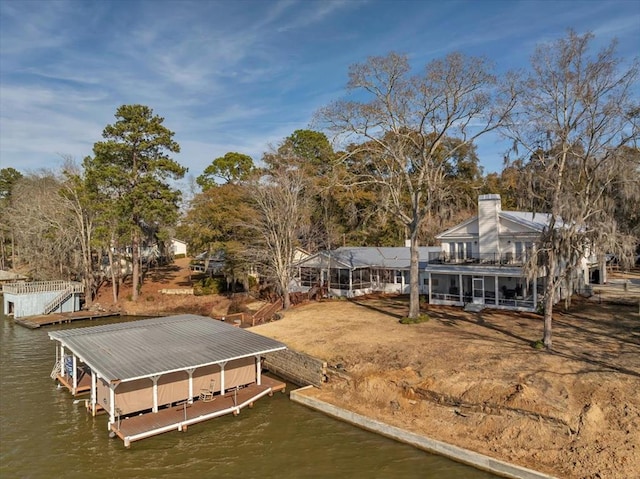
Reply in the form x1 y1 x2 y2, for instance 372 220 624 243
543 253 556 349
408 232 421 319
132 229 140 301
108 248 118 304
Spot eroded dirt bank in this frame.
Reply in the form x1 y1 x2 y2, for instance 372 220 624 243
254 299 640 479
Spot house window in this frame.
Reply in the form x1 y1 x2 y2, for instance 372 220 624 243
449 242 456 259
457 242 465 260
515 242 524 261
466 241 473 259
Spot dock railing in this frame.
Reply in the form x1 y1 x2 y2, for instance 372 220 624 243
2 280 84 295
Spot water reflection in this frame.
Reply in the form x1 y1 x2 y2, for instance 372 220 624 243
0 309 497 479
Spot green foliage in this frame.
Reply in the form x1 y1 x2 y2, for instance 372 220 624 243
197 152 254 190
531 339 545 350
0 167 23 200
193 276 225 296
399 314 430 324
84 104 187 300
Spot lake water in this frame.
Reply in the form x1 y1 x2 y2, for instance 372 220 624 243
0 306 497 479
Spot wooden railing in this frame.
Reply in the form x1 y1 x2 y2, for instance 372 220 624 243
211 299 284 328
250 300 283 326
2 280 84 295
43 287 75 315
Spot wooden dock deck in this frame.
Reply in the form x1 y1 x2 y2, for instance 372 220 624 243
110 376 286 447
13 311 120 329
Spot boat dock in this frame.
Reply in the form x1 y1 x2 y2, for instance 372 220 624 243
14 310 120 329
110 376 286 447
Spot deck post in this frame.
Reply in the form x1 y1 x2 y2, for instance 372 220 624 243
91 371 97 416
458 274 463 303
255 355 261 386
533 278 537 310
187 368 195 404
219 362 227 394
108 385 116 429
60 344 65 379
495 276 499 304
72 355 77 395
428 272 432 304
151 376 160 413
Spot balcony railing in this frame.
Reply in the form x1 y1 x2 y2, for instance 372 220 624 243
428 252 530 266
430 292 535 310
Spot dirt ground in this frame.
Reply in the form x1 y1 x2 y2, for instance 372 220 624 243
95 260 640 479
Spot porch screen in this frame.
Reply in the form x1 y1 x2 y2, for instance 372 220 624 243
300 267 319 287
330 269 350 289
352 268 371 289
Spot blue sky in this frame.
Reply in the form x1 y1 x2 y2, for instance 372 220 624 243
1 0 639 179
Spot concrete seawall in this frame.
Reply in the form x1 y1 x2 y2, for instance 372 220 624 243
290 386 557 479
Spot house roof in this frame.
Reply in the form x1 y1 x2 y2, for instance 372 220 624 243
296 246 441 270
436 210 553 240
49 315 286 384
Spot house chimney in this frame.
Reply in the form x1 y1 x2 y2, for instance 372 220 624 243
477 194 501 256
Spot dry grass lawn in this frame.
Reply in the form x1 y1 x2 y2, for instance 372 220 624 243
254 297 640 479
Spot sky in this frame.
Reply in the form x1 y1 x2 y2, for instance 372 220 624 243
1 0 639 180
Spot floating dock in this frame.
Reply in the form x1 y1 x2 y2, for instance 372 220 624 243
14 311 120 329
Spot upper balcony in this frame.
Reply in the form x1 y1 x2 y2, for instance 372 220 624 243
428 252 530 266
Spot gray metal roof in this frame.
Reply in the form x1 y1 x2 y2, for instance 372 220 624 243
296 246 441 270
48 315 286 383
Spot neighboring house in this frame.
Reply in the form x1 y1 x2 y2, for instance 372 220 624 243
3 280 84 318
171 238 188 257
292 246 441 298
426 193 594 312
191 250 226 275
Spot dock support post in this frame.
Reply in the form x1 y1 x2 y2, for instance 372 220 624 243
219 362 227 395
255 355 262 386
151 376 160 413
108 385 116 429
91 371 97 416
187 368 195 404
72 355 77 395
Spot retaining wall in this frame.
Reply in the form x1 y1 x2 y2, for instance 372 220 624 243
263 349 327 387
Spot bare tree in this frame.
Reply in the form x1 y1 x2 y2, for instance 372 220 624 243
8 172 78 279
247 148 311 309
60 159 97 307
317 52 516 318
505 31 639 349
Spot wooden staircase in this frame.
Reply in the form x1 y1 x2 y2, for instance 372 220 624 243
43 287 74 315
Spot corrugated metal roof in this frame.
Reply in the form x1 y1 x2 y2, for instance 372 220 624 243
48 315 286 383
499 211 554 231
296 247 440 270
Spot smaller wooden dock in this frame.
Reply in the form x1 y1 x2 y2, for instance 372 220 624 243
110 376 286 447
14 311 120 329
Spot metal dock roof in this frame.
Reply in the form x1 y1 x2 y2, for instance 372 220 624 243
49 314 287 383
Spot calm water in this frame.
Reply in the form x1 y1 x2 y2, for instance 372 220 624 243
0 306 497 479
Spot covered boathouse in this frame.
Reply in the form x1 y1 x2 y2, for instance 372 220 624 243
48 314 287 446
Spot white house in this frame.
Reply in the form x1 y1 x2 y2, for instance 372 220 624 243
171 238 188 257
426 194 593 312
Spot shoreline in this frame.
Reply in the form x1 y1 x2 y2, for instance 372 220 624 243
290 385 556 479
